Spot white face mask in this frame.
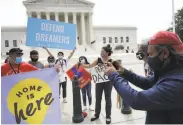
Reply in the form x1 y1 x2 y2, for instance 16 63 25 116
80 59 85 64
49 63 55 66
58 56 63 59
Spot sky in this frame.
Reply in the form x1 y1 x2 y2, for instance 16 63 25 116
1 0 183 43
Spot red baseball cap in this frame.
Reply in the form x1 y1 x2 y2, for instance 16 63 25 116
149 31 183 54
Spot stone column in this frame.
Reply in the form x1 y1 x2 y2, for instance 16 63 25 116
88 12 93 44
37 12 41 19
27 11 32 17
55 12 59 21
64 12 68 23
81 13 86 49
72 13 79 47
46 12 50 20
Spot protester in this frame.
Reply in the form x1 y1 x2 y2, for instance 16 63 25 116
1 48 38 76
45 56 56 68
105 31 183 124
136 42 154 77
28 50 44 69
56 49 76 103
78 56 94 111
81 44 113 124
43 47 76 103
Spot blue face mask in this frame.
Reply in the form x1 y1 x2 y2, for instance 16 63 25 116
15 57 22 64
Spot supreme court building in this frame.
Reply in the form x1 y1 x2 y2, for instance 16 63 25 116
1 0 137 57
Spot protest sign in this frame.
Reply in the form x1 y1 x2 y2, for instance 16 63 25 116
26 17 76 50
1 68 61 124
66 64 92 88
91 65 109 83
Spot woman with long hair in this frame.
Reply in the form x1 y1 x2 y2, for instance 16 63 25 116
79 56 94 111
81 44 113 124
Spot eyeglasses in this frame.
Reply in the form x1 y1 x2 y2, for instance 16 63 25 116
136 52 145 60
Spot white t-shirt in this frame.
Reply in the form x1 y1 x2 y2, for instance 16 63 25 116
56 58 68 83
85 68 91 73
144 62 154 77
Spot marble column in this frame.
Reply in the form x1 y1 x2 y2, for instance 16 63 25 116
88 12 93 44
64 12 68 23
81 13 86 48
37 12 41 19
46 12 50 20
72 12 79 46
27 11 32 17
55 12 59 21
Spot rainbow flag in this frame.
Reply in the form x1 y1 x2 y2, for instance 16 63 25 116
116 93 122 109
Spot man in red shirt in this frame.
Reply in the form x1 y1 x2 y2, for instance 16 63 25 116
1 48 38 76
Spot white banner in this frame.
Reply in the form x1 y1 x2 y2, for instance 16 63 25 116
91 65 109 83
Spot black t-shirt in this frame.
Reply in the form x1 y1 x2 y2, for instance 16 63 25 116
97 57 112 66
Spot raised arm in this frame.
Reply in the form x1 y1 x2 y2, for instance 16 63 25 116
82 59 98 68
43 47 54 57
68 48 76 60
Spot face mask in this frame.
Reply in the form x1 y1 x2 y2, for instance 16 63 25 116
147 51 164 73
49 63 55 66
15 57 22 64
58 56 63 59
80 59 85 64
31 58 38 62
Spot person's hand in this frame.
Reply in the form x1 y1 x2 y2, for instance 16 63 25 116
104 62 117 76
112 61 124 72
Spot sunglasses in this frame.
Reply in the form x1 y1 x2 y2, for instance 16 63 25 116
136 52 145 60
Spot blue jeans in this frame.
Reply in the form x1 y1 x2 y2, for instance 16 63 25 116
81 82 92 106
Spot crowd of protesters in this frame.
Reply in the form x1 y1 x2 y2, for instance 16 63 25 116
1 31 183 124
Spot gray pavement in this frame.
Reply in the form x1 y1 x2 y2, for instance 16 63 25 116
59 80 146 124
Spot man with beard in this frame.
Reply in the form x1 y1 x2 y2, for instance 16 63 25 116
28 50 44 69
105 31 183 124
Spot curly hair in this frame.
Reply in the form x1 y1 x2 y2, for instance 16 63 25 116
102 44 113 56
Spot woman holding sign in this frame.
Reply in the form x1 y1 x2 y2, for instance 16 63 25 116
81 44 113 124
79 56 94 111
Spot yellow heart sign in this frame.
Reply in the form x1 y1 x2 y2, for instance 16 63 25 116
7 78 54 124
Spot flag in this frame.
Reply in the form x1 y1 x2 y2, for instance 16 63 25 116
1 68 61 124
116 93 122 109
66 64 92 88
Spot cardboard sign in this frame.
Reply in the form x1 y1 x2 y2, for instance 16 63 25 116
66 64 92 88
1 68 61 124
26 17 76 50
91 65 109 83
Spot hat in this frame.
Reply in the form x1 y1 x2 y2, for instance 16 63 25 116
9 48 23 55
149 31 183 54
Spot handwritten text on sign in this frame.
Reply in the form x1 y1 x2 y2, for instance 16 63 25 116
26 17 76 50
91 65 109 83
